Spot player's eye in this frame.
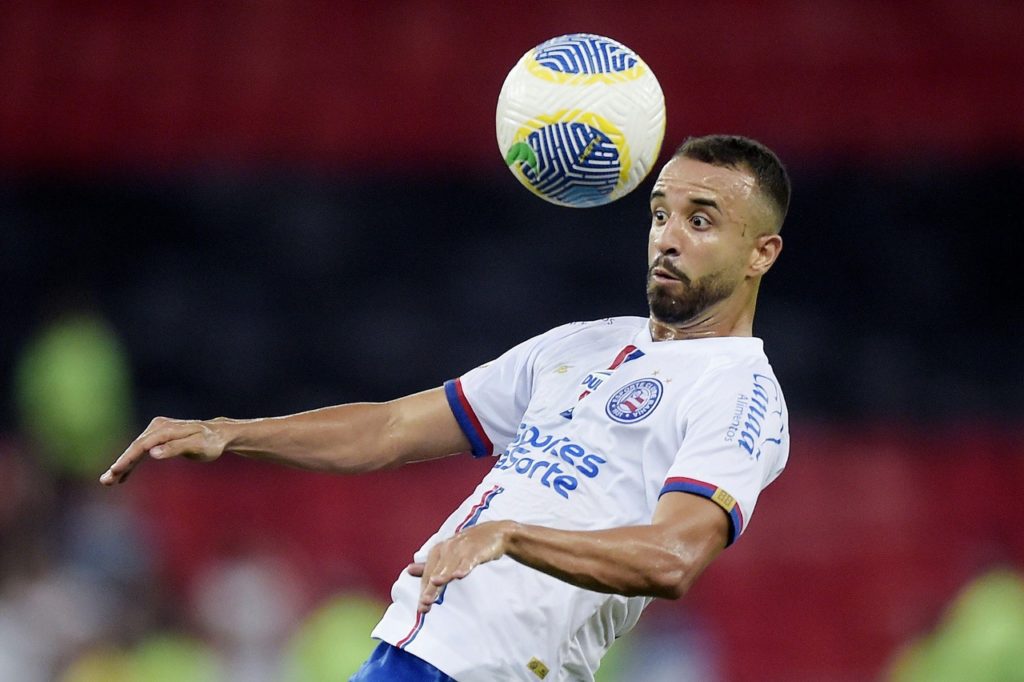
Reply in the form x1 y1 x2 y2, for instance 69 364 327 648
690 214 711 230
651 208 668 223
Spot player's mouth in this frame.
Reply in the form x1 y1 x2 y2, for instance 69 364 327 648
651 267 679 283
649 259 689 285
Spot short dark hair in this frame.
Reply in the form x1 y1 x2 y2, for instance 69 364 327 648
674 135 791 231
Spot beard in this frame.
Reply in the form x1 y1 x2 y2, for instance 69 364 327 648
646 257 736 325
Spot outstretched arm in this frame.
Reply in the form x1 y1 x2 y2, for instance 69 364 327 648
409 490 729 612
100 387 471 485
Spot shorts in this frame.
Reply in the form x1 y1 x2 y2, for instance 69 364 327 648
350 641 457 682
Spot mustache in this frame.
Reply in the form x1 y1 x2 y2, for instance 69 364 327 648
648 256 691 285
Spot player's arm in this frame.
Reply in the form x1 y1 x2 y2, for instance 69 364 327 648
410 490 728 611
99 387 470 486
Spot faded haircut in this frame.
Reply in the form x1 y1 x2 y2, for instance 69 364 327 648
674 135 791 232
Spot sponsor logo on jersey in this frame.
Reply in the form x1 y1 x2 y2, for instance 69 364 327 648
495 423 607 499
561 345 646 420
724 373 784 460
605 378 663 423
577 369 612 401
723 394 749 443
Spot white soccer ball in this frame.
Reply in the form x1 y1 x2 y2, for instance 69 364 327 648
496 33 666 208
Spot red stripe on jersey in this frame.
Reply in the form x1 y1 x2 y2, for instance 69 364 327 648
397 611 425 649
608 344 639 369
454 378 494 454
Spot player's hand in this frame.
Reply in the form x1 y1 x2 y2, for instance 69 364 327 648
407 521 515 613
99 417 228 486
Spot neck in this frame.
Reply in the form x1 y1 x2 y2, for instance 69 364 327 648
648 286 759 342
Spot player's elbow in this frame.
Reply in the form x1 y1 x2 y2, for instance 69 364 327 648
652 562 699 600
645 553 701 600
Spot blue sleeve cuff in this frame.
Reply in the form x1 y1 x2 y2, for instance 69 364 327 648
443 379 493 458
659 476 745 546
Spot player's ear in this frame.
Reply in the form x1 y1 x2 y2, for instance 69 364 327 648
748 233 782 277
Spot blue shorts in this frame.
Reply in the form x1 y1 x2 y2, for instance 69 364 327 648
350 641 457 682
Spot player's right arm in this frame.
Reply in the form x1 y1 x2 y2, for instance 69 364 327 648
99 387 470 486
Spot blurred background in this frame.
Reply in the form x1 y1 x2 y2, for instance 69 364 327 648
2 1 1023 680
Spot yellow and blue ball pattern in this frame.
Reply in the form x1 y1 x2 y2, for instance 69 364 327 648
525 33 650 85
497 34 665 208
505 109 630 208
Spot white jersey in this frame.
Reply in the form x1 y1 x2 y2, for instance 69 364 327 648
372 316 789 681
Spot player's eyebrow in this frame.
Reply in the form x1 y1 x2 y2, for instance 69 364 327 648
649 190 721 214
690 196 720 212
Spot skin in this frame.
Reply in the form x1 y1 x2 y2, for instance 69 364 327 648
646 156 782 340
99 155 782 614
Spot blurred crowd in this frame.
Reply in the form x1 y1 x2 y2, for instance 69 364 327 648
0 312 377 681
0 312 725 681
2 312 1023 681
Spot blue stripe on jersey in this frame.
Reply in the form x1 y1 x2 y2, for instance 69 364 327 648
455 485 505 533
659 477 744 546
443 378 492 457
437 485 505 605
396 611 425 650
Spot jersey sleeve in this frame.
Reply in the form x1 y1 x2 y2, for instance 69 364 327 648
443 324 573 458
660 365 789 546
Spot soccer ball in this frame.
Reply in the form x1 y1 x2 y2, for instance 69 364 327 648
496 33 666 208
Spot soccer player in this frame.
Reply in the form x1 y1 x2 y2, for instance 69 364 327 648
101 135 791 682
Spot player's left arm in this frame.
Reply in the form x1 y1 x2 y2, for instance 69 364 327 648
409 490 727 612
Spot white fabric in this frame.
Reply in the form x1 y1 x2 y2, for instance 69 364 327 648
372 316 789 681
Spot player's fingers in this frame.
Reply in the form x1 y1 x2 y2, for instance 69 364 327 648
100 420 203 485
434 555 475 583
148 432 213 461
426 549 460 587
418 583 440 613
429 534 485 584
429 572 453 586
417 546 443 611
101 438 162 486
99 461 133 486
429 553 480 587
406 562 425 577
101 437 156 486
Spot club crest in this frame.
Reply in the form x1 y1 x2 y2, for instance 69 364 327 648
605 378 663 423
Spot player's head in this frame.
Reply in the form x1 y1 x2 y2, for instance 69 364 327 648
646 135 789 329
673 135 790 232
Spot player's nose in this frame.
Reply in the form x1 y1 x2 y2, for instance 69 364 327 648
651 216 684 256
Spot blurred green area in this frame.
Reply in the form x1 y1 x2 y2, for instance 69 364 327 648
14 313 132 479
890 569 1024 682
285 594 385 681
61 634 220 682
56 596 631 682
279 593 629 681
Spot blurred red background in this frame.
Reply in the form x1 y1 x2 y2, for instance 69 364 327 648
129 425 1024 680
2 2 1022 680
2 0 1022 171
